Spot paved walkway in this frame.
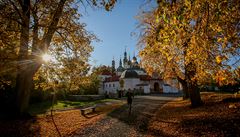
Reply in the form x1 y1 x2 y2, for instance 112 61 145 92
72 95 178 137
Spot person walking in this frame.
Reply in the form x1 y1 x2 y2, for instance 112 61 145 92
126 89 133 115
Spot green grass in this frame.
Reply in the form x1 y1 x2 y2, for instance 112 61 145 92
28 98 117 115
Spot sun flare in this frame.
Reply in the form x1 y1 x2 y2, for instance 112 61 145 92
42 54 52 62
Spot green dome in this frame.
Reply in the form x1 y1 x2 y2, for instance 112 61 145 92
120 69 139 79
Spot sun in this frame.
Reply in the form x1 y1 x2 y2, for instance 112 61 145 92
42 53 52 62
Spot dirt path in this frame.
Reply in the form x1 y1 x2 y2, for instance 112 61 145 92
72 96 178 137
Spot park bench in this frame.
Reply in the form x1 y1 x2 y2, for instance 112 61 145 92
80 105 97 115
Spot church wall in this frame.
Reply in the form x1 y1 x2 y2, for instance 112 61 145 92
162 78 181 93
103 81 120 94
162 85 179 93
98 75 112 95
164 78 180 89
149 80 164 92
123 78 140 90
143 85 151 94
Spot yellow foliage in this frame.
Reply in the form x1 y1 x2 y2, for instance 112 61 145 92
137 0 239 86
216 56 222 64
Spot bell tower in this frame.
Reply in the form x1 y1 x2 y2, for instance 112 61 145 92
111 57 115 74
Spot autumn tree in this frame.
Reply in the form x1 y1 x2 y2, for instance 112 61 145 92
91 65 112 75
0 0 117 116
137 0 240 107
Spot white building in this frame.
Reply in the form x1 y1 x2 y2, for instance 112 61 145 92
98 50 181 96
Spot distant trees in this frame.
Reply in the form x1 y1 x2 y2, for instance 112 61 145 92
137 0 240 107
91 65 112 75
0 0 117 116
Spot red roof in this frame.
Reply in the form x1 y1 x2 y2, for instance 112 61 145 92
139 75 152 81
104 75 120 82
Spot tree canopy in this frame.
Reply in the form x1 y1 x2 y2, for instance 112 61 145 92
137 0 240 106
0 0 117 115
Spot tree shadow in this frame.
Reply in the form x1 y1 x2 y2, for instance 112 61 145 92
149 95 240 136
178 115 240 136
107 98 170 133
0 116 41 137
28 101 53 115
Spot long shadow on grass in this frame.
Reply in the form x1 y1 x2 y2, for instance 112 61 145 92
148 96 240 137
178 114 240 136
177 97 240 136
107 98 170 134
0 116 40 137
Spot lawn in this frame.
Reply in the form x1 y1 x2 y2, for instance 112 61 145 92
0 100 125 137
28 98 117 115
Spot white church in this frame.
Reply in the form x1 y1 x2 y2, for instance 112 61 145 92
98 50 182 96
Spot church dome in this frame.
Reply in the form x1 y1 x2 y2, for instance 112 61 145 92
120 69 139 79
133 56 137 61
117 66 124 72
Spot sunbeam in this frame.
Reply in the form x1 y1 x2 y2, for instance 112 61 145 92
42 54 52 62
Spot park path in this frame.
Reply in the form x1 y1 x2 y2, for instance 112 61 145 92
72 95 178 137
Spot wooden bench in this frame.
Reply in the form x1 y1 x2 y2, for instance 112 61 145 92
80 105 96 115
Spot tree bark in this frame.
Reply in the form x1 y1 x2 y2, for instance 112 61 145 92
186 62 203 107
188 82 202 107
15 0 31 116
177 76 189 99
15 63 41 115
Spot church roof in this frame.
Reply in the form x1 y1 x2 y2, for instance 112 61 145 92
139 75 152 81
120 69 139 79
104 75 120 82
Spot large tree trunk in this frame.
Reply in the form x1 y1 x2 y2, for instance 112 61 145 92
186 62 203 107
15 64 41 115
15 0 31 116
188 83 202 107
177 76 189 99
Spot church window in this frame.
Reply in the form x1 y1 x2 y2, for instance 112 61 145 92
109 84 111 87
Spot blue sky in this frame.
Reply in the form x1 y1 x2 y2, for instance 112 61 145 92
80 0 156 67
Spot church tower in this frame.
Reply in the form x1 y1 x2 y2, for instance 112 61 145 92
119 57 122 67
116 57 125 76
128 54 131 68
111 57 115 74
123 47 128 68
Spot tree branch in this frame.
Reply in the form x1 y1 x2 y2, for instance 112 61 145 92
42 0 67 51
